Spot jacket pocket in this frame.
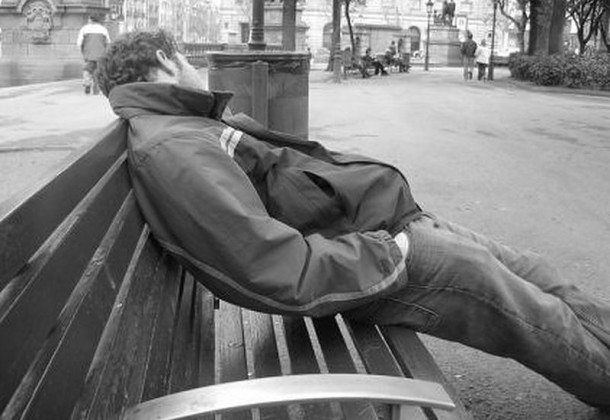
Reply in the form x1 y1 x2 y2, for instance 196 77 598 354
265 167 344 233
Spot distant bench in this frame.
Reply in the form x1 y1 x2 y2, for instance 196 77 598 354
0 119 472 420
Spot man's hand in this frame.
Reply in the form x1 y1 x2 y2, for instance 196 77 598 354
393 231 410 261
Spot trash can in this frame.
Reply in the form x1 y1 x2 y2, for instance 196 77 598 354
207 51 310 139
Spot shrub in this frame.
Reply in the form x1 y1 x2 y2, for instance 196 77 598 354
508 53 535 80
508 51 610 91
530 54 564 86
563 53 586 88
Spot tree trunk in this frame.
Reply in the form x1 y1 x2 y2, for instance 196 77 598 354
517 28 526 53
327 0 342 71
549 0 567 53
600 4 610 51
345 0 357 60
528 0 553 54
578 26 587 53
282 0 297 51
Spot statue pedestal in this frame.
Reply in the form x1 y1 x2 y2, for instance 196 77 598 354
428 25 461 67
0 0 108 87
207 51 310 139
263 3 308 50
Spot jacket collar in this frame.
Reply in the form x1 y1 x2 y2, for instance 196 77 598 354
108 82 233 120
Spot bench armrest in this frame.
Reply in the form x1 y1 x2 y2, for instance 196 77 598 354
123 373 455 420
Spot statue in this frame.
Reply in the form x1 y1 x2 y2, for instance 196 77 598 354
441 0 456 27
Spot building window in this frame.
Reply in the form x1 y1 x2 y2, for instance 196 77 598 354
240 22 250 43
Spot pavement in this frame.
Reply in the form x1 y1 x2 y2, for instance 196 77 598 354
1 66 610 420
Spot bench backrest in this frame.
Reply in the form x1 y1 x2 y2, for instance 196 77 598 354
0 120 168 419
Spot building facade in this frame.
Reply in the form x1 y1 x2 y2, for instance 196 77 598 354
214 0 517 61
106 0 520 57
111 0 222 42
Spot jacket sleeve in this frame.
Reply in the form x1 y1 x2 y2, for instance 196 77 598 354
128 128 407 317
76 27 84 49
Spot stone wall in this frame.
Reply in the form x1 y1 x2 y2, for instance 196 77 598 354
0 0 108 87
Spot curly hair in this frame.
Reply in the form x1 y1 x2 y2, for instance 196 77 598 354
96 29 180 97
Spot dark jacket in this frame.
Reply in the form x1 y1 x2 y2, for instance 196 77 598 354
109 83 422 316
461 39 477 58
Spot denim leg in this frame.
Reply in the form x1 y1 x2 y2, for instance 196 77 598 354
429 213 610 347
348 214 610 406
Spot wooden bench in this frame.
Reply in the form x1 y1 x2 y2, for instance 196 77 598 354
0 120 473 420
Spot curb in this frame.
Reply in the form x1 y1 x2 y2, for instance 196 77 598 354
492 76 610 98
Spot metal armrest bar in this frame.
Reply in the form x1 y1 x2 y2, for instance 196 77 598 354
123 373 455 420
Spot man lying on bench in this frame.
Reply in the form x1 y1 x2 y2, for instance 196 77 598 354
96 29 610 412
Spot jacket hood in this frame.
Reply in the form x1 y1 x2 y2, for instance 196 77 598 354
108 82 233 120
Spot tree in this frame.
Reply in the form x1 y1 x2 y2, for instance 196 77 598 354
600 0 610 51
326 0 342 71
528 0 568 54
326 0 366 71
344 0 357 59
567 0 606 53
497 0 530 52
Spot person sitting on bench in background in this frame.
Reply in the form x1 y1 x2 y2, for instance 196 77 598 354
96 29 610 412
362 47 388 76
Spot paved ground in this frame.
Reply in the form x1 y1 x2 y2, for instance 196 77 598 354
1 66 610 419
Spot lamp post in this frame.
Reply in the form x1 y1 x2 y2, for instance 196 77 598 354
249 0 266 50
488 0 498 80
424 0 434 71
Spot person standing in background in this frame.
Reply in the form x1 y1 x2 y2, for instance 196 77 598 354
76 15 110 95
460 31 477 81
475 39 490 81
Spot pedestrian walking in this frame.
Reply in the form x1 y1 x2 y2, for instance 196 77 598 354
76 15 110 95
475 39 490 81
96 29 610 413
460 31 477 81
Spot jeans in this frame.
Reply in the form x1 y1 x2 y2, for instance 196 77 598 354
477 62 487 80
463 57 475 80
345 213 610 406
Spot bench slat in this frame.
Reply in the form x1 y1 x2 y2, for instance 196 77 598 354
281 316 337 419
194 282 216 389
138 266 191 403
0 120 128 288
78 237 180 420
312 317 378 420
0 159 132 413
167 273 202 394
2 194 144 420
344 321 429 420
123 374 455 420
217 301 250 420
242 310 288 419
380 327 473 420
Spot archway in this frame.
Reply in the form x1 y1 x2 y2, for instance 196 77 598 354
408 26 421 53
322 22 332 50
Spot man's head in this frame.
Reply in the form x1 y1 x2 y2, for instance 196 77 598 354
96 29 204 97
